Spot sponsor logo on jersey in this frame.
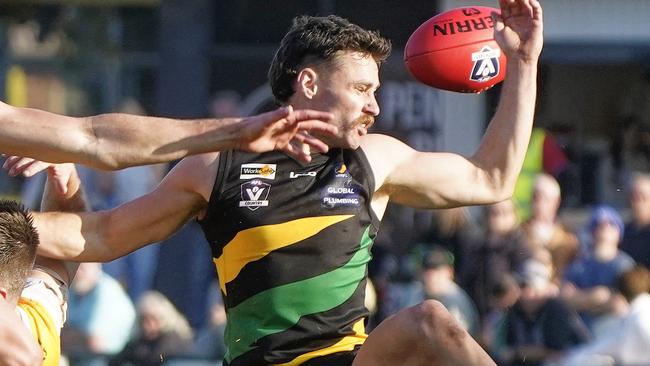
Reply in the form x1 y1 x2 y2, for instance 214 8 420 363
239 179 270 210
334 163 351 178
322 183 361 208
289 171 317 179
470 46 500 83
240 164 277 180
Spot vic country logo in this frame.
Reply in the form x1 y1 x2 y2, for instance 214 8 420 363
469 46 500 82
239 179 270 210
240 163 277 180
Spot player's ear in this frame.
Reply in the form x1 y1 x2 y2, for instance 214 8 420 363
296 68 318 99
0 288 7 300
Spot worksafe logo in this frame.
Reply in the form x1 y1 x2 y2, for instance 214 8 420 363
239 179 270 211
470 46 500 82
240 163 277 180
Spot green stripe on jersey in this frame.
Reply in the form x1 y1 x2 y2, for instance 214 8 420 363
224 226 373 362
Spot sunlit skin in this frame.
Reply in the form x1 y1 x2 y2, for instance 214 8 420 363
290 51 380 150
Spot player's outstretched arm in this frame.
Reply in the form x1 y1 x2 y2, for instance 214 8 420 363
365 0 543 209
0 101 335 169
31 154 213 263
32 163 89 286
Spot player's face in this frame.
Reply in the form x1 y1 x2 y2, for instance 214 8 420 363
310 51 380 149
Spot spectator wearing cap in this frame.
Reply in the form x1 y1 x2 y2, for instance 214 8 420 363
382 246 479 336
495 259 589 366
419 247 480 336
561 205 634 334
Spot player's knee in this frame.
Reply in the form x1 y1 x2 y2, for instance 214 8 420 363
413 300 468 346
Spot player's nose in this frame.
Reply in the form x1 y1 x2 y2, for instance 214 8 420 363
363 95 380 116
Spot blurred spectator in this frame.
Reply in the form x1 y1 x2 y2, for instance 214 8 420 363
102 98 167 301
208 90 241 118
495 259 589 366
419 247 479 336
384 246 479 336
420 206 480 275
513 127 570 221
108 291 193 366
621 172 650 269
481 273 521 355
522 174 579 283
62 262 136 366
561 205 634 333
560 266 650 366
184 283 227 362
459 199 530 318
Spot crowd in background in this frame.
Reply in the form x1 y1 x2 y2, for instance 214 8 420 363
369 171 650 366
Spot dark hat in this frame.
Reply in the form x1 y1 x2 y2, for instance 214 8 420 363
422 247 454 269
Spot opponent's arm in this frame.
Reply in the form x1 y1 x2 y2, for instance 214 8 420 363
32 163 88 285
0 102 335 169
366 0 543 208
32 154 213 262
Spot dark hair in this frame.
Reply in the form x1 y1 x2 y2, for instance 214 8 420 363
0 200 39 299
617 265 650 302
268 15 392 104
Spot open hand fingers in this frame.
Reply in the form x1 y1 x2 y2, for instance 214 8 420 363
295 120 338 137
3 156 41 177
291 132 329 153
499 0 534 19
283 140 312 163
291 109 334 125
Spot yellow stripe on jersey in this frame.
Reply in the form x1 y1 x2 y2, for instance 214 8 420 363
18 297 60 366
214 215 353 294
274 318 367 366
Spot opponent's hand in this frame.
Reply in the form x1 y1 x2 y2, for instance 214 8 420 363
493 0 543 63
3 156 75 195
237 106 337 163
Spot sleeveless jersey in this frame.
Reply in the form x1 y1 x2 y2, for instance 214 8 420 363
199 148 380 366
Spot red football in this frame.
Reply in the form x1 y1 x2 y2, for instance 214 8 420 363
404 6 506 93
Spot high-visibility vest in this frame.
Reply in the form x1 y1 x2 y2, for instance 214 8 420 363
513 128 545 221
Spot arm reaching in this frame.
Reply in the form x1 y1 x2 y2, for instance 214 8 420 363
32 154 214 263
33 163 89 285
365 0 543 209
0 102 336 168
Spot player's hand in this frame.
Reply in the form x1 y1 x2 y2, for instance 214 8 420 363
3 156 75 195
237 106 337 163
493 0 543 63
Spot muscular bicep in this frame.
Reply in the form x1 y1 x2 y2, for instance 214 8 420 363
36 156 215 262
363 134 502 209
101 178 206 256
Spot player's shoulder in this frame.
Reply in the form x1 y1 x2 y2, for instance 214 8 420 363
360 133 414 163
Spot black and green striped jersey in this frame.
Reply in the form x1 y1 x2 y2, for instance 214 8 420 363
198 148 380 366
